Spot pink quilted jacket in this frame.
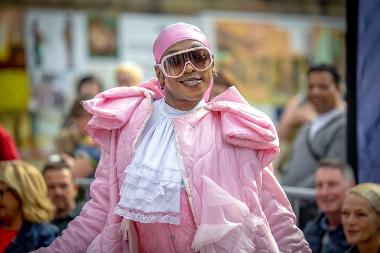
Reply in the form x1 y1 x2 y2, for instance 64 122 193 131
35 79 310 253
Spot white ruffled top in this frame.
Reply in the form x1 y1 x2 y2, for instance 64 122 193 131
114 98 205 225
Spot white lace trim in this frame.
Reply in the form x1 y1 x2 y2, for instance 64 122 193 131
119 163 181 208
114 206 180 225
125 163 182 184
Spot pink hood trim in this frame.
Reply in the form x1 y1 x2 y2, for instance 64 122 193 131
207 87 280 168
82 79 162 146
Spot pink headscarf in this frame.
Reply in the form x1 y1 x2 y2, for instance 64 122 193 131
153 22 213 101
153 22 210 64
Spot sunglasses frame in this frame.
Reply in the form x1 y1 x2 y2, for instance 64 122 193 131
156 46 213 78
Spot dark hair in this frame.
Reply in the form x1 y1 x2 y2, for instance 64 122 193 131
213 71 233 89
69 95 92 118
307 64 341 87
76 75 103 95
318 159 356 184
43 161 75 181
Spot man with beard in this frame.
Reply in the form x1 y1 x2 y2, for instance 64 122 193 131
43 160 82 234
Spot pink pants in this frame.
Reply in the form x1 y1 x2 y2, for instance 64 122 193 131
134 190 198 253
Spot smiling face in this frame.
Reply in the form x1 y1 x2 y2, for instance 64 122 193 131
0 181 22 223
307 71 341 114
155 40 214 111
341 193 380 246
44 168 78 217
315 167 352 216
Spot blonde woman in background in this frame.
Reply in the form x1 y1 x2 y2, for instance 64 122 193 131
115 61 143 87
0 160 59 253
341 183 380 253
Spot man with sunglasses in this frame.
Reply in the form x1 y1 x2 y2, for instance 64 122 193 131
35 22 310 253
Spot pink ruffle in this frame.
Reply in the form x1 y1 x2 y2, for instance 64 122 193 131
191 176 280 252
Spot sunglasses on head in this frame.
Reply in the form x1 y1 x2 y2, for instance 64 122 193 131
156 46 213 78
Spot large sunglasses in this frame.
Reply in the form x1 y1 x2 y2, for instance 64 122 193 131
156 47 213 78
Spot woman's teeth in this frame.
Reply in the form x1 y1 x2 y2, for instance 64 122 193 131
182 79 201 87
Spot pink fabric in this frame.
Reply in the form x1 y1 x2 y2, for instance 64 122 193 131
34 82 311 253
153 22 210 64
134 190 198 253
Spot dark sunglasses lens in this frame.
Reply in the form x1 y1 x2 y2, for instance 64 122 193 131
188 49 211 70
163 54 185 77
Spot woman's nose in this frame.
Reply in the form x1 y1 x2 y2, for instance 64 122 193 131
347 214 356 224
184 61 195 73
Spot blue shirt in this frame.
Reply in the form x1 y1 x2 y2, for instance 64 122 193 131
303 213 351 253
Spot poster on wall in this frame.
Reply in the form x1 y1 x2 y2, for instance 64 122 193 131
310 25 345 77
0 8 28 112
26 10 87 75
0 8 31 151
88 12 118 58
206 13 345 106
0 8 25 68
25 10 88 152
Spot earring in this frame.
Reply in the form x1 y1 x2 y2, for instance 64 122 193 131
160 82 165 90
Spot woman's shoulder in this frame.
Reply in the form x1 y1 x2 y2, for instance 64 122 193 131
83 84 155 113
206 86 276 136
207 86 273 121
82 80 163 130
12 221 59 250
28 222 60 236
204 86 279 164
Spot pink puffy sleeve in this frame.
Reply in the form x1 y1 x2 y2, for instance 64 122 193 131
35 82 162 252
205 87 310 252
34 145 112 252
261 165 311 252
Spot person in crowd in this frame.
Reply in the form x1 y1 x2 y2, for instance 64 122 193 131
341 183 380 253
76 75 103 98
0 124 19 162
34 22 310 253
55 95 100 178
303 159 355 253
115 62 143 87
61 74 104 128
274 92 316 178
281 63 346 188
53 127 79 158
42 160 82 234
281 64 346 227
67 95 100 178
278 93 316 143
209 70 233 100
0 160 59 252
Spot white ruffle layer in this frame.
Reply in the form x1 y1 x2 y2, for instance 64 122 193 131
114 99 204 224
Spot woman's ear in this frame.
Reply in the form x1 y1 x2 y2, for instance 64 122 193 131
155 66 164 83
155 66 165 90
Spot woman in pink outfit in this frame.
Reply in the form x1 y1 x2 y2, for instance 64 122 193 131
35 22 311 253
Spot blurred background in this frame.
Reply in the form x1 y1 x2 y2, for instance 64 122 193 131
0 0 346 161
